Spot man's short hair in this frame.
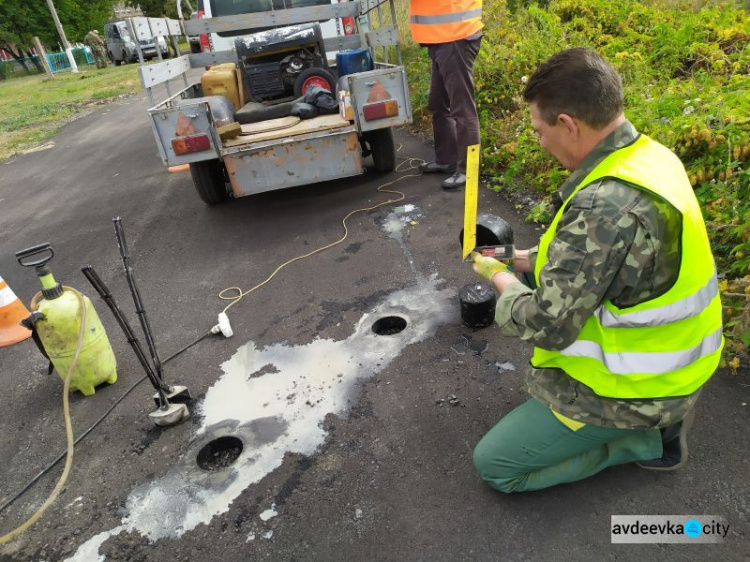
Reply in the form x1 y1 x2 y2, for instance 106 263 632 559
523 48 623 130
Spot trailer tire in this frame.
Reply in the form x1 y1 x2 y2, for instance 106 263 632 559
294 67 336 98
363 128 396 173
190 160 229 205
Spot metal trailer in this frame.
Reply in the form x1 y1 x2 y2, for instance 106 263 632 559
134 1 412 205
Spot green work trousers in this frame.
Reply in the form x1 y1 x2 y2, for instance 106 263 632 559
473 399 663 493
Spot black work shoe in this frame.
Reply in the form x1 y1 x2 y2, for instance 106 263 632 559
442 172 467 190
636 408 696 472
420 161 456 174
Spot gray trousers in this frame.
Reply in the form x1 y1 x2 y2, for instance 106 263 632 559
427 36 482 173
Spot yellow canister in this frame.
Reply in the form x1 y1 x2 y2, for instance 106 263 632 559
32 283 117 396
201 63 242 110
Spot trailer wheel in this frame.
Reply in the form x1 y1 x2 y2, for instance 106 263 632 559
363 128 396 173
294 67 336 97
190 160 229 205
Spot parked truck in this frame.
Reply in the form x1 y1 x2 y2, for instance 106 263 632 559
132 0 412 205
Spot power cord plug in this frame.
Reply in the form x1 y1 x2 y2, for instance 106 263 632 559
210 312 233 337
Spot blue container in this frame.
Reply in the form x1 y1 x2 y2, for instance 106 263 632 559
336 48 374 77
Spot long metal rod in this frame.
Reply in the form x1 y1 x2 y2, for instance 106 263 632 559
81 265 170 406
112 217 168 388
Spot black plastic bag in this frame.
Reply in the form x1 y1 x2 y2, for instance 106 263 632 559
290 102 319 119
303 85 338 114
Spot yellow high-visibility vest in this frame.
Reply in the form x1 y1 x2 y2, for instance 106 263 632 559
532 134 723 399
409 0 483 44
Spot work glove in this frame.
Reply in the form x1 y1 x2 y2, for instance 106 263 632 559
471 252 511 282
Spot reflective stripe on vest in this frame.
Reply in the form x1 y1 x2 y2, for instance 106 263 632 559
409 0 483 44
558 326 723 375
594 271 719 328
410 9 482 25
531 133 723 399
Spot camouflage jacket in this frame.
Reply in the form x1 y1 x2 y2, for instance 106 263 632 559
84 31 105 49
495 121 700 429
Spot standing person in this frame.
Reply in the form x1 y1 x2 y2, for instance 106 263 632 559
469 48 723 493
84 30 108 69
409 0 483 190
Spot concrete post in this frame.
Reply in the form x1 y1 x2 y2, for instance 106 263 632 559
45 0 79 73
32 37 55 79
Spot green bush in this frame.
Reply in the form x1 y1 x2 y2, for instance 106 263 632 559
401 0 750 369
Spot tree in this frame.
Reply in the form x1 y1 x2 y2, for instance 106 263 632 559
0 0 113 75
0 2 50 74
55 0 114 42
127 0 179 18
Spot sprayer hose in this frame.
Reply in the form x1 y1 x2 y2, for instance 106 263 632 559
0 287 86 545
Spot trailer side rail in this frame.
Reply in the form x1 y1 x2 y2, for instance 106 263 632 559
183 2 360 34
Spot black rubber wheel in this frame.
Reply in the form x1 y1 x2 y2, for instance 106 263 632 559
363 128 396 172
189 160 229 205
293 67 336 98
111 53 122 66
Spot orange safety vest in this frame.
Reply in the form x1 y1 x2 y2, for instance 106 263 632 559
409 0 483 44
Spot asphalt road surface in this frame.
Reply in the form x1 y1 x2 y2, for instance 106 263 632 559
1 93 748 562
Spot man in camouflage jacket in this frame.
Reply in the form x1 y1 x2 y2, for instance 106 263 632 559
469 48 720 493
84 30 108 69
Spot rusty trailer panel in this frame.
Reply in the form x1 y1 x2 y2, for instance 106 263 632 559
224 127 364 196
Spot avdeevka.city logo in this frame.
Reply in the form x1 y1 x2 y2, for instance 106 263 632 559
684 518 702 538
611 515 729 544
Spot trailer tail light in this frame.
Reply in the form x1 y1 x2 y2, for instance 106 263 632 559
363 100 399 121
341 16 355 36
172 134 211 155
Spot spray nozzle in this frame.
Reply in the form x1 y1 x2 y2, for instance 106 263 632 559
211 312 233 338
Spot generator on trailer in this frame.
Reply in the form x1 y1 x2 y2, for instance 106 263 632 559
133 0 411 205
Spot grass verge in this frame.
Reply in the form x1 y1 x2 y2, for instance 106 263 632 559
0 64 142 162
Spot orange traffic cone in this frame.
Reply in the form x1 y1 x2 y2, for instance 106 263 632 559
0 273 32 347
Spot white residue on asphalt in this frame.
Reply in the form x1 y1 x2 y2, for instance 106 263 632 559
246 532 255 542
65 496 84 509
64 526 126 562
65 275 456 560
262 530 274 540
382 204 422 238
259 503 278 521
382 205 424 279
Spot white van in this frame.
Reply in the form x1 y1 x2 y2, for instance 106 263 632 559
104 20 169 65
199 0 354 61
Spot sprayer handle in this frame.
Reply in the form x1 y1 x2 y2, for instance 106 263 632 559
15 243 55 268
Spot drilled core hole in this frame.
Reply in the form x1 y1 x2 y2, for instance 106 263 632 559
197 436 243 471
372 316 407 336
